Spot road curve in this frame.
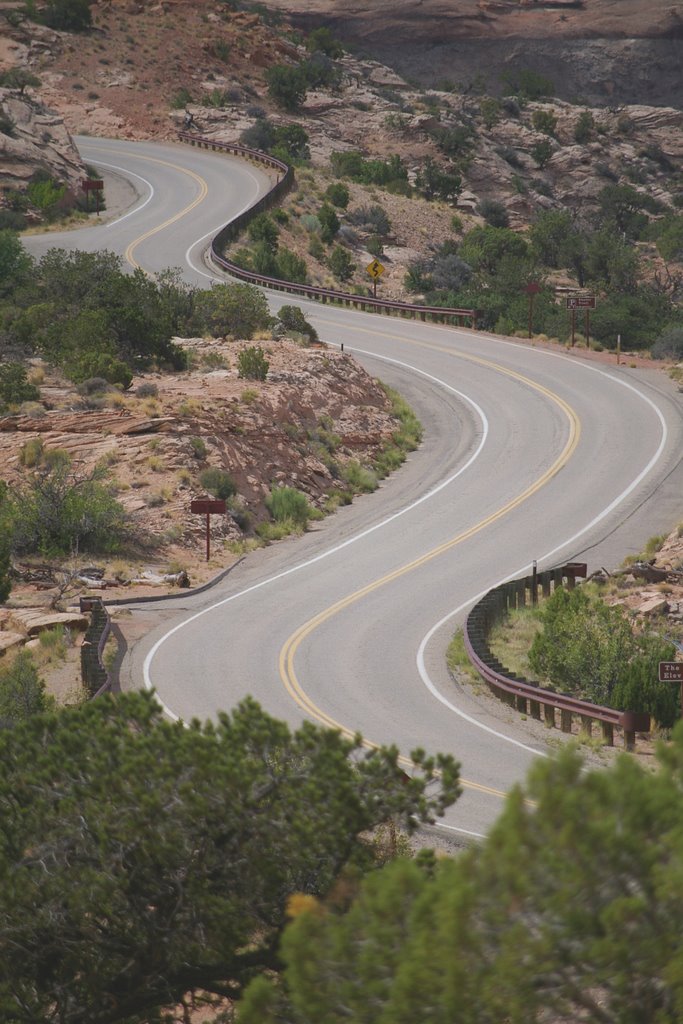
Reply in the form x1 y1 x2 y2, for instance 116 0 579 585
26 140 683 839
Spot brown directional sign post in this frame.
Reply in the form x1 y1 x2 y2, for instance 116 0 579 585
190 498 226 561
81 178 104 215
566 295 596 348
523 281 541 339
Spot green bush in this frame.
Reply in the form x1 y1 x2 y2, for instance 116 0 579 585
501 68 555 100
317 203 339 244
305 26 343 58
531 109 557 136
277 305 319 344
237 346 269 381
0 363 39 410
328 246 356 282
192 283 272 339
40 0 92 31
248 213 279 251
651 326 683 360
274 248 308 284
0 651 51 723
574 110 595 144
265 485 312 526
265 65 308 112
530 139 553 168
324 182 349 208
199 467 236 500
8 457 128 557
477 199 509 228
189 436 207 460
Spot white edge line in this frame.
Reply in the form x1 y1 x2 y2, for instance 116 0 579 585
77 158 155 226
143 353 490 715
435 822 486 840
416 364 670 758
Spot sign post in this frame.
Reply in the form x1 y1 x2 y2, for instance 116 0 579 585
523 282 541 339
81 178 104 215
566 295 596 347
659 661 683 718
365 258 385 299
190 498 226 562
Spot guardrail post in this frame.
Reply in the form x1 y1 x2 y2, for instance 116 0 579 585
601 721 614 746
544 703 555 728
530 698 541 720
516 695 528 713
541 571 551 598
624 729 636 752
560 709 573 733
580 715 593 739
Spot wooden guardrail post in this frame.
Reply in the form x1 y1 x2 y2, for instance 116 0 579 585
560 709 573 733
544 703 556 728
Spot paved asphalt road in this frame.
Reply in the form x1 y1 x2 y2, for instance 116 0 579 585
25 139 683 841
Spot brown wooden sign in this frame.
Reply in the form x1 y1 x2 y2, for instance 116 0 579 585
659 662 683 683
191 498 226 560
81 179 104 191
566 295 596 309
191 499 226 514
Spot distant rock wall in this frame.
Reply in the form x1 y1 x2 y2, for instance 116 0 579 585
370 37 683 108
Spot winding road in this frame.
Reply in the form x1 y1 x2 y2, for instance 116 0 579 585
25 139 683 840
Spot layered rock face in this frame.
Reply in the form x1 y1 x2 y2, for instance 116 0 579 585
0 90 85 194
261 0 683 107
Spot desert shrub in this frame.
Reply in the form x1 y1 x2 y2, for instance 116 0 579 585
652 326 683 360
199 467 236 500
328 246 356 282
77 377 110 396
274 248 307 284
574 110 595 144
479 96 501 129
237 346 269 381
348 204 391 235
7 457 127 557
277 305 319 344
0 363 39 409
170 88 193 110
496 145 524 168
192 283 272 339
189 436 207 460
0 651 51 724
342 460 377 493
305 26 343 58
248 213 279 251
318 203 340 244
366 235 383 258
531 109 557 136
240 118 276 151
324 182 349 208
477 198 509 228
530 139 553 168
0 210 26 230
265 485 311 526
501 68 555 100
40 0 92 31
265 64 308 112
136 382 159 399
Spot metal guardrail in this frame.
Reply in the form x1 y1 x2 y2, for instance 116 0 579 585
79 596 111 698
178 132 480 329
464 563 651 751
